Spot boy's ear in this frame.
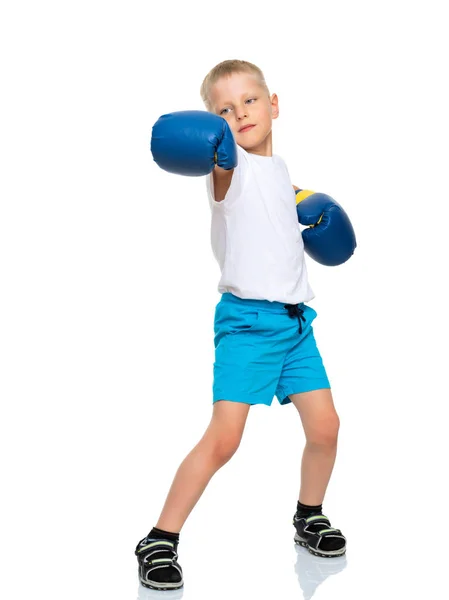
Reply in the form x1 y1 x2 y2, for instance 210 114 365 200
271 93 279 119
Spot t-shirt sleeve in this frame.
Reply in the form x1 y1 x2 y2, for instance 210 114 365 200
206 145 248 206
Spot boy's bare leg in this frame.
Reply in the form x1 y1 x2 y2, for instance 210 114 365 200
289 389 340 505
155 400 251 533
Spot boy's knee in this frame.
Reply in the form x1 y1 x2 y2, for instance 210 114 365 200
307 416 340 446
213 434 242 464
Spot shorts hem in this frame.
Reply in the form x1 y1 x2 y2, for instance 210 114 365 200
277 381 331 405
213 394 272 406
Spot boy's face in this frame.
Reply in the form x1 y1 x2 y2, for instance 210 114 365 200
209 72 279 156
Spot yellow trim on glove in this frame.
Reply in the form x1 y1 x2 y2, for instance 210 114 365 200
295 189 315 204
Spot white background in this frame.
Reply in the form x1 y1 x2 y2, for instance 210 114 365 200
1 1 448 599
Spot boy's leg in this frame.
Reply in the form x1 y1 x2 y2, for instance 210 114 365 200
274 309 346 556
289 389 346 557
155 399 251 533
135 399 251 590
289 388 340 505
274 307 337 504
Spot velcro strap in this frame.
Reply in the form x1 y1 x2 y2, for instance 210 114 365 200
305 514 330 525
149 557 175 565
136 539 175 554
318 527 342 536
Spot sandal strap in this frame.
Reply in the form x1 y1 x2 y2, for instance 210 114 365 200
317 527 344 536
146 556 177 566
301 514 346 537
135 538 176 556
305 514 331 525
307 529 347 553
146 562 183 577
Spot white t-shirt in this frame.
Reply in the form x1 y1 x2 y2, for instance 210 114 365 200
206 145 314 304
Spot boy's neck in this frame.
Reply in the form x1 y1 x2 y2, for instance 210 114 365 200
242 130 273 157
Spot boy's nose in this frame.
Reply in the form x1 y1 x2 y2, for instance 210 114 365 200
236 108 248 120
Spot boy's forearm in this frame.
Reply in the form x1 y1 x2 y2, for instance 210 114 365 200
212 165 234 202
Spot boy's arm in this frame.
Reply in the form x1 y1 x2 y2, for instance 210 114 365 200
213 164 234 202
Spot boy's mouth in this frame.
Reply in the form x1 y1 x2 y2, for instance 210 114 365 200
238 124 255 133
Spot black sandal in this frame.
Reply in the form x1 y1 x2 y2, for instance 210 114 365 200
135 535 184 590
293 513 346 558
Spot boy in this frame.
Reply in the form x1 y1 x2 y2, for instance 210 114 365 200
135 59 347 591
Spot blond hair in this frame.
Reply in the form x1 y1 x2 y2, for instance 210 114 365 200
200 59 270 112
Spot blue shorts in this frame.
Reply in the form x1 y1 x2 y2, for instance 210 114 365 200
213 293 330 406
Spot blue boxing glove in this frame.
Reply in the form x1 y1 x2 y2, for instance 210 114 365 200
151 110 237 176
295 190 357 266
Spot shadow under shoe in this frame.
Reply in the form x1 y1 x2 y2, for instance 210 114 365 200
293 544 347 600
135 534 184 591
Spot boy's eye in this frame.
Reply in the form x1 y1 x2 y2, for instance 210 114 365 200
219 98 256 116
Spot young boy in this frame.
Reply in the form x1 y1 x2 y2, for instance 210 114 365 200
135 59 347 591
